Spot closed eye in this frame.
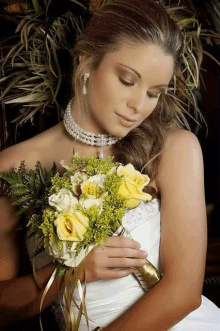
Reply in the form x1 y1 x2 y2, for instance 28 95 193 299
147 92 159 99
119 76 161 98
119 76 134 86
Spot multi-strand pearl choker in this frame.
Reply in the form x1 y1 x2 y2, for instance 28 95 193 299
63 101 120 159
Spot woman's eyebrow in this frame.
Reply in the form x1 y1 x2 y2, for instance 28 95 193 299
117 63 141 79
117 64 169 89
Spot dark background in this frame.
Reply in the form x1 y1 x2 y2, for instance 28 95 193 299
1 40 220 236
0 3 220 330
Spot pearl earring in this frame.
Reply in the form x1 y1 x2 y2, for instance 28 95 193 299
82 73 89 95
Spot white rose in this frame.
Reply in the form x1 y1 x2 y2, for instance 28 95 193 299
47 241 94 267
81 174 106 199
79 192 108 213
79 198 104 212
49 188 78 211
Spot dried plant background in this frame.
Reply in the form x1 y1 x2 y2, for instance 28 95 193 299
0 0 220 147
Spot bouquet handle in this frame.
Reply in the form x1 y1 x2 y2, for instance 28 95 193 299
133 259 161 291
115 226 162 291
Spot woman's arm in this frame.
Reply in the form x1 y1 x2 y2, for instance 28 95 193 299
0 144 147 326
0 147 64 326
103 129 207 331
0 203 146 327
0 191 65 326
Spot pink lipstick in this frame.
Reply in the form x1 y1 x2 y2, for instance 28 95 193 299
116 113 136 128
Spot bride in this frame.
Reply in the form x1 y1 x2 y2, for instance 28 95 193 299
0 0 219 330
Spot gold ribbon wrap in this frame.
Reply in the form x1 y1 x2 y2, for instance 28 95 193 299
37 227 161 331
115 226 162 291
134 260 161 291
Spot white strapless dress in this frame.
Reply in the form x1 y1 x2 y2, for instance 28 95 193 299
27 199 220 330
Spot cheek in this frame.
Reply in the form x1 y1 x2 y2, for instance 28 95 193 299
90 73 121 111
143 100 159 120
151 99 159 112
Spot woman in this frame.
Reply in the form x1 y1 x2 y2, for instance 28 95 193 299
0 0 219 330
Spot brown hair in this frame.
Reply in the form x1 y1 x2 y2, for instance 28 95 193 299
72 0 184 197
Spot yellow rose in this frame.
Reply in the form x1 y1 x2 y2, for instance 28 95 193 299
117 164 152 209
54 211 89 241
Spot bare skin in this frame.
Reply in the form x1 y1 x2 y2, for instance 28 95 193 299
0 125 206 329
0 123 147 325
0 43 207 329
103 129 207 331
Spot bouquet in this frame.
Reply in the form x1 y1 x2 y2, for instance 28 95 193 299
0 154 161 330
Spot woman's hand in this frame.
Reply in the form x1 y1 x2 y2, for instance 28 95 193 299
80 236 148 283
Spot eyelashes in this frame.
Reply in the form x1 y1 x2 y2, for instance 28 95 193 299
147 92 159 99
119 76 159 99
119 76 134 86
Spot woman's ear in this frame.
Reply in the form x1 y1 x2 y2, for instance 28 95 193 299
79 54 88 64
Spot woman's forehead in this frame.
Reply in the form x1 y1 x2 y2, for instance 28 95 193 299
101 43 174 85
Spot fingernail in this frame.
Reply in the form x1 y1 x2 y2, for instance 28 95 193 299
142 251 148 257
135 242 141 248
141 260 146 265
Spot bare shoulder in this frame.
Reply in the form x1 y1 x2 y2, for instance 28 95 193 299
0 123 63 172
157 129 206 294
163 127 201 152
161 128 202 164
156 128 204 192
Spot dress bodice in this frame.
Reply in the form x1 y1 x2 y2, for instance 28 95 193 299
26 199 161 270
53 199 162 331
26 199 220 331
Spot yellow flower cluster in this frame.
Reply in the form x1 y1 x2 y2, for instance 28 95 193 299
117 164 152 209
45 156 152 266
55 211 89 241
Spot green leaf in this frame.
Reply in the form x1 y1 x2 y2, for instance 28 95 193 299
12 194 33 206
57 265 68 278
17 171 24 183
11 187 30 196
29 170 36 192
17 205 32 215
35 176 42 193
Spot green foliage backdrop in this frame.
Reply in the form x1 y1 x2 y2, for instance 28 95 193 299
0 0 220 149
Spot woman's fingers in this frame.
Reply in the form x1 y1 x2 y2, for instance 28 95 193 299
103 257 147 268
103 236 141 249
83 236 148 282
103 247 147 259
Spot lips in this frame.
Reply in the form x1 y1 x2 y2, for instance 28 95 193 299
116 113 137 128
117 113 136 122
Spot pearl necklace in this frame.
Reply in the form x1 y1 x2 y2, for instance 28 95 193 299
63 101 120 159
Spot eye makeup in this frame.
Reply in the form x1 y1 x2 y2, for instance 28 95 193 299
147 91 159 98
117 63 141 79
116 66 137 85
116 63 168 97
118 76 135 86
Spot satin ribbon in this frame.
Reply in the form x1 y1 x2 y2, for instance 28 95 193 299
135 260 161 291
115 225 162 291
37 224 161 331
39 267 58 331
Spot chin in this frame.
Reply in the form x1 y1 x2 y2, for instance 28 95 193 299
113 126 135 138
109 129 130 139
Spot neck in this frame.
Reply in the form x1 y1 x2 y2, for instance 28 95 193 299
71 98 106 135
63 99 120 159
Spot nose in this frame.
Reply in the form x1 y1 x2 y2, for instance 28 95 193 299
127 88 147 114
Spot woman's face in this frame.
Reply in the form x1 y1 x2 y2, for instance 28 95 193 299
84 42 174 137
